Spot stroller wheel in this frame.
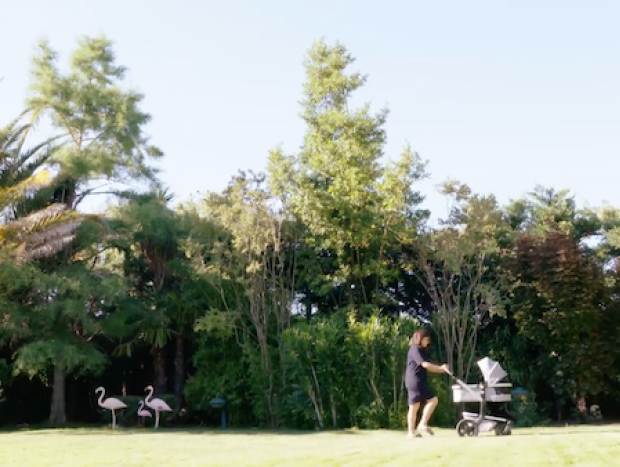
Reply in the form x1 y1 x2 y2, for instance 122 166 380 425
456 419 478 437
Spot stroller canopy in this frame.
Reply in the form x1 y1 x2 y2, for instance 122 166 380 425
477 357 508 385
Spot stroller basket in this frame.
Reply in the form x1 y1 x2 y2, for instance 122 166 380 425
451 383 512 403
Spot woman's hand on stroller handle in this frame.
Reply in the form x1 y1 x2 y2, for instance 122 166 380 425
441 364 451 374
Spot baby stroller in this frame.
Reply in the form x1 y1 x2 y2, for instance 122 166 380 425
448 357 514 437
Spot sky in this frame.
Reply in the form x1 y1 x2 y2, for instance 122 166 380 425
1 0 619 223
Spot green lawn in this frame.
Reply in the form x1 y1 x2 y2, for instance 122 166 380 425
0 425 619 466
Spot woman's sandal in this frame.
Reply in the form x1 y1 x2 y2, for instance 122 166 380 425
417 425 435 436
407 432 422 438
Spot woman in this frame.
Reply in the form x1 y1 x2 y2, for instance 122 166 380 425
405 328 449 437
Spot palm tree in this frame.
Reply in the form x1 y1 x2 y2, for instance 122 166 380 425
0 116 85 261
110 189 181 396
0 114 109 426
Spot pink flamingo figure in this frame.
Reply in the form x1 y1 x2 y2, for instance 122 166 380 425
95 386 127 429
144 385 173 429
137 400 152 426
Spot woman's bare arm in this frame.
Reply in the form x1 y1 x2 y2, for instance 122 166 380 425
422 362 449 374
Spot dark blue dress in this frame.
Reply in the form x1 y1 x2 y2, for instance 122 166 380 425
405 344 435 404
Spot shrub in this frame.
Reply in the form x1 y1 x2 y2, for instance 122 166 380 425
512 393 548 427
189 312 462 430
184 332 256 428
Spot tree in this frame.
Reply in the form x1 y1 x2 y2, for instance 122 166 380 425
110 190 179 394
13 35 162 425
0 118 86 261
0 213 129 425
505 185 601 241
268 38 427 316
486 185 610 383
511 229 619 419
412 181 507 381
200 171 299 427
111 189 216 413
26 35 162 209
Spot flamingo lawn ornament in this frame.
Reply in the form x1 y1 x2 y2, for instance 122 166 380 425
95 386 127 429
144 385 173 429
137 400 152 426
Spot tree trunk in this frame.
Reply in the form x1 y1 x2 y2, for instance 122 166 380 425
329 392 337 428
49 362 67 426
67 380 76 422
577 394 587 422
151 345 167 395
173 332 185 417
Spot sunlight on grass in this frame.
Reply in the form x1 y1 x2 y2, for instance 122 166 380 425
0 425 619 466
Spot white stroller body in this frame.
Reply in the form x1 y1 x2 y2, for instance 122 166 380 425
449 357 514 437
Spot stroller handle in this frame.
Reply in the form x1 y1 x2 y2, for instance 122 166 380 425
446 370 482 398
447 370 465 385
445 368 463 384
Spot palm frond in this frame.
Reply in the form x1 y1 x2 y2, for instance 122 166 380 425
9 202 70 231
0 202 88 261
0 110 94 262
0 118 28 154
18 234 77 260
11 140 55 177
24 218 83 246
0 170 51 208
0 115 59 188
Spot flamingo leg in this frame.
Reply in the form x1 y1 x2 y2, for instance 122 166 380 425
112 409 116 429
155 410 160 429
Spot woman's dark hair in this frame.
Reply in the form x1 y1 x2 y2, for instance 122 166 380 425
409 328 431 347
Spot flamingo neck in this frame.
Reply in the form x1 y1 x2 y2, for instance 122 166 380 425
145 387 154 405
97 388 105 407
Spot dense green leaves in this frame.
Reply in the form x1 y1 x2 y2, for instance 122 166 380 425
268 39 427 315
0 34 619 430
27 36 162 188
511 231 620 412
0 34 163 425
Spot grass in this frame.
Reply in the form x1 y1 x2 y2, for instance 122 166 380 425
0 424 619 466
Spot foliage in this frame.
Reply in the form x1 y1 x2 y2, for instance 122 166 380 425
199 171 299 427
184 331 255 427
26 35 162 202
2 34 620 431
510 230 620 415
5 34 165 426
512 394 550 428
188 312 456 430
506 186 602 241
412 181 508 381
2 259 124 379
108 190 186 355
268 38 428 314
0 119 87 261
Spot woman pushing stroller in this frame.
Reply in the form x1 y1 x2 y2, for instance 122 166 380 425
405 328 450 437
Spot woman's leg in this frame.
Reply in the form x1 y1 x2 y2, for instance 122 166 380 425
407 402 421 436
417 396 439 434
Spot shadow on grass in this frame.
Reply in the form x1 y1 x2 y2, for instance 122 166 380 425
511 428 620 437
0 424 363 436
4 423 618 438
